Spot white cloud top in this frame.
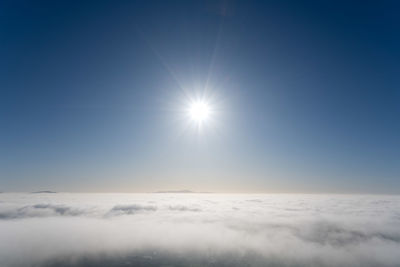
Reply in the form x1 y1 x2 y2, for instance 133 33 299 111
0 193 399 266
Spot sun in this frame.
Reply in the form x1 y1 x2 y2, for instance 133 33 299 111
189 101 211 123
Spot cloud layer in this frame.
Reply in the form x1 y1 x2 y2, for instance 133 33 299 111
0 193 399 267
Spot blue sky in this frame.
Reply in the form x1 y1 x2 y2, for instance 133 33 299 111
0 0 399 193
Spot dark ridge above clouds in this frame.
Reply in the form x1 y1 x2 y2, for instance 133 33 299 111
31 191 57 194
154 190 212 193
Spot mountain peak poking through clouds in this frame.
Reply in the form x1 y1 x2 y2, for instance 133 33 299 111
155 190 198 193
31 191 57 194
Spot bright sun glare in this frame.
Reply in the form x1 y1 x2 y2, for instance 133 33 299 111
189 101 211 123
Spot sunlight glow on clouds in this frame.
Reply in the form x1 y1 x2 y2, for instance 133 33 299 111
0 193 400 267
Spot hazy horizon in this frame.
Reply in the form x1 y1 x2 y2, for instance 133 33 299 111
3 190 400 195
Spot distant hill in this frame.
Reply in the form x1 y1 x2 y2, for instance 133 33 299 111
154 190 211 194
31 191 57 194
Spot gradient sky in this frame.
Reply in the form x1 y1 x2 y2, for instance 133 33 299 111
1 0 399 193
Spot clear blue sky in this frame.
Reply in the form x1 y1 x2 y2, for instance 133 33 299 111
1 0 399 193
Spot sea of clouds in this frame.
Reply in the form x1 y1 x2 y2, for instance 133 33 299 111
0 193 400 267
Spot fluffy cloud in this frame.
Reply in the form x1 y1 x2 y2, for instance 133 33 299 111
0 193 399 266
